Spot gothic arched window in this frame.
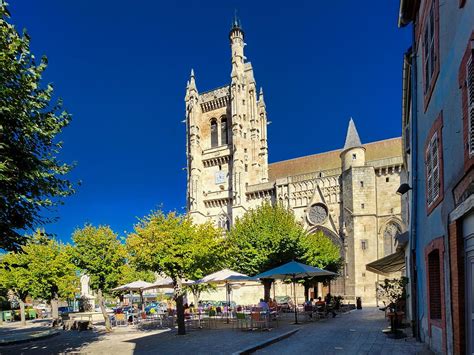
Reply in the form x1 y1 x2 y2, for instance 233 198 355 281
218 214 230 231
221 116 228 145
383 222 401 256
210 118 218 148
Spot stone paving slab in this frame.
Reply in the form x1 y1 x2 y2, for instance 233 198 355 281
256 308 433 355
0 308 433 354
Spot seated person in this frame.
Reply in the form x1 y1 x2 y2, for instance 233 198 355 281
268 298 277 310
257 298 270 311
305 298 314 306
315 297 325 306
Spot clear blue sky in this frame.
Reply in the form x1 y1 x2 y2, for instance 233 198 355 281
9 1 411 242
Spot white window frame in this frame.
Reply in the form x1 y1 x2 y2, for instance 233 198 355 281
426 131 440 206
467 55 474 157
423 1 436 94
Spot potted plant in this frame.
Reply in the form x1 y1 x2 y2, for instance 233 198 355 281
377 277 408 335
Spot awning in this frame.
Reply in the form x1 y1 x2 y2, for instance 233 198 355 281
366 250 405 276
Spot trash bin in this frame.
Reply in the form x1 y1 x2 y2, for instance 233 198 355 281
356 297 362 309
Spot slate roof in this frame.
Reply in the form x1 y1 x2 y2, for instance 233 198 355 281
343 118 362 150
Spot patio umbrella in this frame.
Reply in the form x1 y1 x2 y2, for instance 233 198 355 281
112 280 154 292
112 280 155 311
141 277 195 290
254 261 336 324
196 269 251 323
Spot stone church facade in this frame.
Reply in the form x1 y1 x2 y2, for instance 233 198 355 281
184 19 404 303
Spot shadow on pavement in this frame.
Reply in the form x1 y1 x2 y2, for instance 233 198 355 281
0 329 103 354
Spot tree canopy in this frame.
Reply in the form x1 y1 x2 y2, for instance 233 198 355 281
226 202 306 276
0 230 78 325
71 225 126 331
226 203 343 300
300 230 343 273
0 2 75 251
127 210 225 335
117 263 155 285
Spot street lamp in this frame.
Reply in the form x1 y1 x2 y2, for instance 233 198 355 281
396 183 412 195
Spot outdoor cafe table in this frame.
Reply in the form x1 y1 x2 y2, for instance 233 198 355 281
69 312 94 322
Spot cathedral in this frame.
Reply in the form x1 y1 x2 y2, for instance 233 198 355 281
184 18 404 303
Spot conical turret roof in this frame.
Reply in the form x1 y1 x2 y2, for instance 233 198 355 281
343 118 362 150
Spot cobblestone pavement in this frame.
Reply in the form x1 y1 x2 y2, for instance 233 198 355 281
0 308 432 354
257 308 433 355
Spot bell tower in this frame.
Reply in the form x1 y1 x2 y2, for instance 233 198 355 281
185 15 269 225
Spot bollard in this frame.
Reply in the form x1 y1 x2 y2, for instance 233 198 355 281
356 297 362 309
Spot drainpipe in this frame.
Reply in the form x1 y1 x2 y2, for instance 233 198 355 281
409 26 420 341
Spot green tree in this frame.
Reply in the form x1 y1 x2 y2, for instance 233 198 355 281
71 225 125 331
127 211 224 335
0 2 75 251
0 250 30 325
117 263 155 285
300 230 342 272
226 202 306 300
227 203 343 300
20 231 78 325
299 230 343 299
0 231 78 326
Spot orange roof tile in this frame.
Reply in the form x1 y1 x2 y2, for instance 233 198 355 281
268 137 402 181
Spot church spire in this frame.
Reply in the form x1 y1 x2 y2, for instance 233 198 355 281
231 9 242 31
188 68 197 92
229 11 245 72
258 87 265 107
343 117 362 150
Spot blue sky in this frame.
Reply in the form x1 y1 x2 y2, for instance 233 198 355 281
9 1 411 242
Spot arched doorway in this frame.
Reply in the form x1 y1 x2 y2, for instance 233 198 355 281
307 226 345 297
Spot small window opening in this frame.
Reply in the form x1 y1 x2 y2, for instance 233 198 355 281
386 177 390 182
361 240 368 250
361 203 365 209
245 164 248 172
360 181 364 188
352 154 357 160
210 119 218 148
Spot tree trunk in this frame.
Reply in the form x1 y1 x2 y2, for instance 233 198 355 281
51 292 59 326
174 279 185 335
262 279 272 302
304 283 310 302
19 299 26 326
97 289 112 332
192 290 200 306
314 283 318 299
